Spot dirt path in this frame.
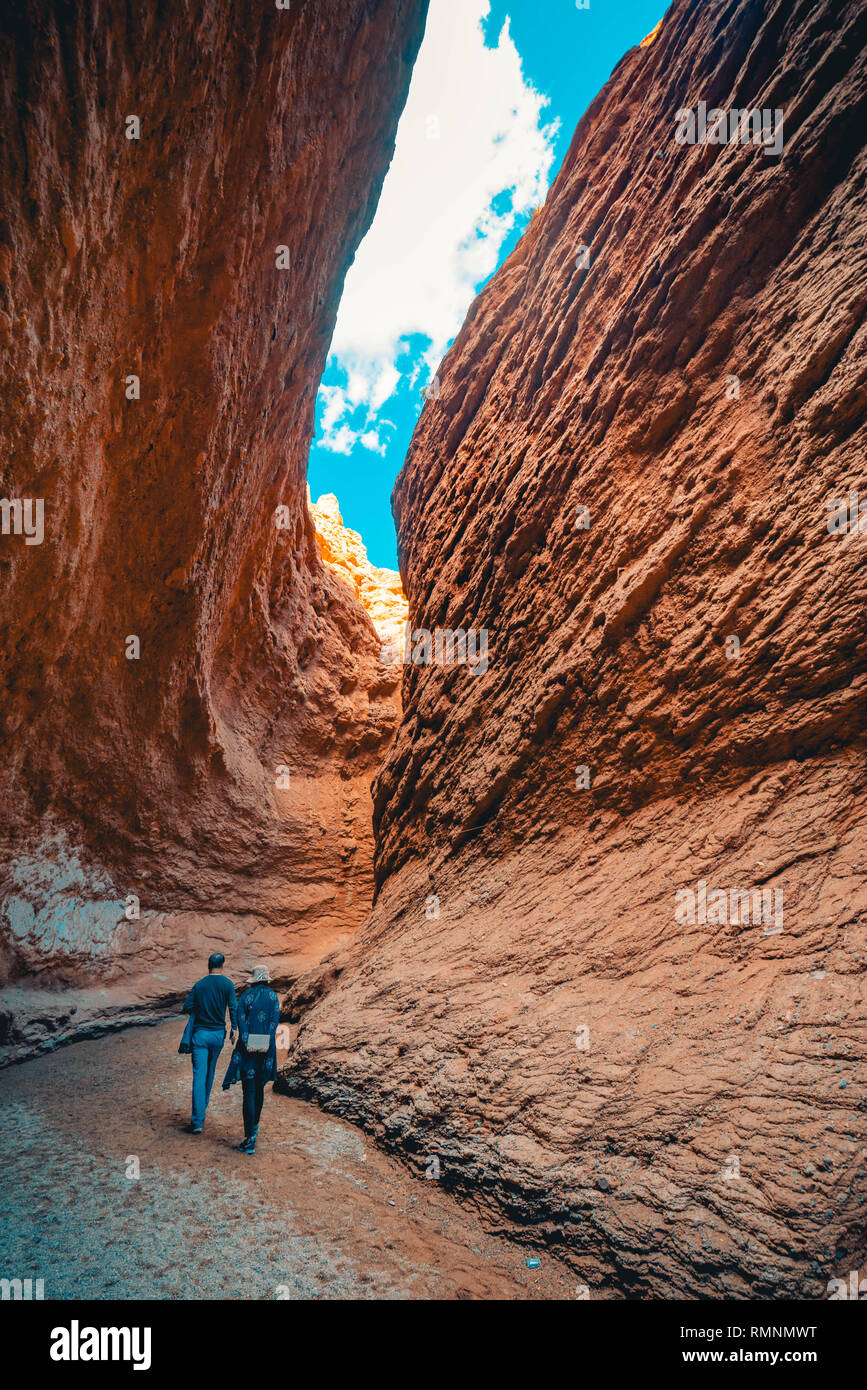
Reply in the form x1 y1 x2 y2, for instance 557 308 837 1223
0 1019 575 1300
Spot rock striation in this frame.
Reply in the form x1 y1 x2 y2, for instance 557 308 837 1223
309 490 408 650
0 0 426 1060
280 0 867 1297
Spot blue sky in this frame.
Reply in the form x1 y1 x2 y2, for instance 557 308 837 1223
308 0 667 569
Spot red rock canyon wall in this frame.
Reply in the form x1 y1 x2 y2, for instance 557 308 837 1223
281 0 867 1297
0 0 426 1058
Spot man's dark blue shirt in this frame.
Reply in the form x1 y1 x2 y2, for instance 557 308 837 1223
183 974 238 1030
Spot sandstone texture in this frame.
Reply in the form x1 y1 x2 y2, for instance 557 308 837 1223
281 0 867 1297
309 490 409 648
0 0 426 1059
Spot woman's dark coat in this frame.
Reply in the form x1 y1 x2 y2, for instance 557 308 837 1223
222 983 280 1088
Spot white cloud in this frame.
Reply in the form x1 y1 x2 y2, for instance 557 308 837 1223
319 385 351 434
371 364 402 410
320 424 358 456
359 430 387 455
318 420 393 457
316 0 558 445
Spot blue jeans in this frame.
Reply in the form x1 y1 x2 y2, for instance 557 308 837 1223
190 1027 225 1128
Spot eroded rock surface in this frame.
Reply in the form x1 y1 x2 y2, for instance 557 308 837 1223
0 0 426 1058
281 0 867 1297
309 490 409 649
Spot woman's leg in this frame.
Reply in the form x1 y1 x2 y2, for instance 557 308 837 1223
241 1075 256 1139
253 1059 266 1129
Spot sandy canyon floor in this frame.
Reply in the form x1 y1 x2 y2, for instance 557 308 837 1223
0 1020 579 1301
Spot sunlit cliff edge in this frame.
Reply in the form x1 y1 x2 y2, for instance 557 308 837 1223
308 489 409 648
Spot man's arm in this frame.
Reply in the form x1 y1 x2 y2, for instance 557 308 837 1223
182 984 196 1014
227 981 239 1036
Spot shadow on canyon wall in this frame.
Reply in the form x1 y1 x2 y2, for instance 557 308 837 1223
0 0 427 1054
279 0 867 1298
1 0 865 1299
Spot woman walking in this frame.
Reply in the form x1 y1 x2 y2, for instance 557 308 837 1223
222 965 280 1154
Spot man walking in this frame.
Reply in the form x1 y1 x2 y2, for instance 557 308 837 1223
222 966 280 1154
182 952 238 1134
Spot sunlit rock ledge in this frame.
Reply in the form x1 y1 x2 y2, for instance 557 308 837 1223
308 488 409 649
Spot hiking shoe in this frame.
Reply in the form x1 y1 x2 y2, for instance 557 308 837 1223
188 1124 203 1135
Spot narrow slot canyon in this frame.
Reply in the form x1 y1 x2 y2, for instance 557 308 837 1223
1 0 866 1311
